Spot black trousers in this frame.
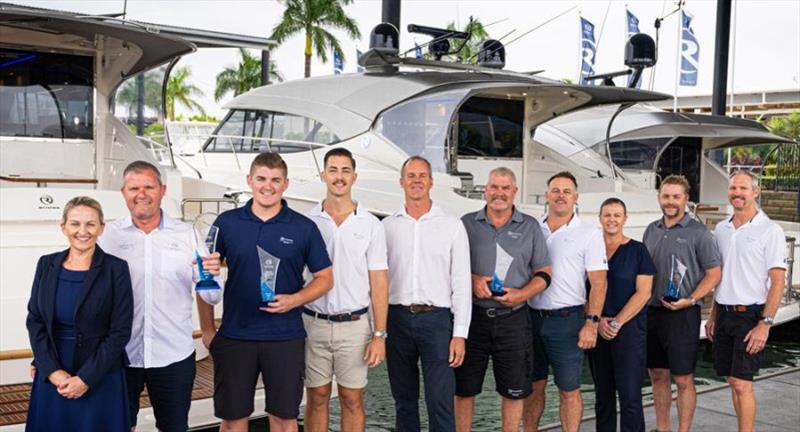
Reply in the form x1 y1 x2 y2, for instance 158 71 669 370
588 312 647 432
126 351 196 432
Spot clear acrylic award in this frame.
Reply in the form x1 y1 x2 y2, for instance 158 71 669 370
193 215 220 291
663 254 687 302
489 244 514 296
257 245 279 308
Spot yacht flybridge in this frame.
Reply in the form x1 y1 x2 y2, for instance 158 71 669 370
0 2 274 428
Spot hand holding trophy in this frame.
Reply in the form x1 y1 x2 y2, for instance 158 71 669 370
257 245 279 309
488 244 514 296
193 213 221 292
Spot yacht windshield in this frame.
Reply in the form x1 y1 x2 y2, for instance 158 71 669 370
458 97 523 158
375 89 470 173
203 109 339 153
0 48 93 139
592 137 673 170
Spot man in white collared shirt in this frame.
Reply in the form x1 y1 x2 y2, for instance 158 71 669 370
382 156 471 432
303 148 389 432
707 170 787 432
99 161 222 432
523 171 608 432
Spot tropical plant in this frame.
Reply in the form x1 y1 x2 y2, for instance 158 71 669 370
270 0 360 78
116 71 162 117
166 66 205 121
214 48 283 102
443 18 490 64
766 111 800 142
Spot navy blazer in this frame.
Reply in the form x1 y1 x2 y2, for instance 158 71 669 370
26 246 133 388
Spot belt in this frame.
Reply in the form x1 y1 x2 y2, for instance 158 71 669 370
475 304 526 318
718 304 764 313
390 304 438 314
529 305 583 317
302 307 369 322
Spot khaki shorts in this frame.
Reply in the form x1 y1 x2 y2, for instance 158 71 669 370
303 313 372 389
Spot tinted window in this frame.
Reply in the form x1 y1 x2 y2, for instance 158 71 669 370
458 97 523 158
0 48 93 139
203 109 337 153
592 137 672 170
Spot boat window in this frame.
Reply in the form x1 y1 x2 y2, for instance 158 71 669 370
203 109 338 153
0 48 94 139
592 137 672 170
457 97 523 158
375 89 469 173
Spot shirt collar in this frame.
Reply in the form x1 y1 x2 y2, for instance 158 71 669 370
475 206 524 224
310 200 366 220
726 209 766 227
543 212 579 233
240 198 292 223
656 213 692 229
394 202 445 220
120 209 171 231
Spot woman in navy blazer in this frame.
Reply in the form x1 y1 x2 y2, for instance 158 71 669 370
26 196 133 431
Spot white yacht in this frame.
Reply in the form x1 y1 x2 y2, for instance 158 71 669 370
0 2 272 429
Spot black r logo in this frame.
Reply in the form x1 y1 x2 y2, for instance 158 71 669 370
39 195 54 205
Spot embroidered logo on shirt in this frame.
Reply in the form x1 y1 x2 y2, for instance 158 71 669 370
353 232 365 240
676 237 688 244
118 243 134 250
280 236 294 245
507 231 522 239
166 242 182 251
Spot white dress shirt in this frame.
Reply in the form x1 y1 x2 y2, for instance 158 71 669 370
382 203 472 338
528 215 608 310
305 202 388 315
99 212 222 368
714 210 787 305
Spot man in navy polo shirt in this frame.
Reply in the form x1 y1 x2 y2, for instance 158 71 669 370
200 152 333 432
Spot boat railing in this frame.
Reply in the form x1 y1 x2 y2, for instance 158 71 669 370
181 197 239 223
786 236 798 303
139 135 205 179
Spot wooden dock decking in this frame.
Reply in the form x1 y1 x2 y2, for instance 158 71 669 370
545 368 800 432
0 356 217 427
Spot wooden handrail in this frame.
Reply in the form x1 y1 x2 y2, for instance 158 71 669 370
0 175 97 184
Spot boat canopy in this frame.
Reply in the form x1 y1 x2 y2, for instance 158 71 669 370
225 71 671 141
540 104 793 154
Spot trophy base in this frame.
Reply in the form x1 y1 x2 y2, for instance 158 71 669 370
196 280 220 291
259 301 272 309
662 295 680 303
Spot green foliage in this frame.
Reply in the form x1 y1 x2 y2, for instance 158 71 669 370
144 122 165 136
188 114 220 123
765 111 800 142
166 66 205 121
270 0 361 78
442 18 490 64
214 48 283 102
116 71 162 116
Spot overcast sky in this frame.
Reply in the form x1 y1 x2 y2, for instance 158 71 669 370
11 0 800 118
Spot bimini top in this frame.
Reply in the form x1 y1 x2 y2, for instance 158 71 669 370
224 71 672 140
0 2 274 78
539 103 792 155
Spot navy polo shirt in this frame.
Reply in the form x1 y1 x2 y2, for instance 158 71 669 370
214 199 331 341
595 239 656 317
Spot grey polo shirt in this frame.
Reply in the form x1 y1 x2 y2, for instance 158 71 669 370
462 207 551 309
643 214 721 307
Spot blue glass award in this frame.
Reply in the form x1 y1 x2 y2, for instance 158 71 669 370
257 245 279 309
488 244 514 296
663 255 687 302
194 221 220 291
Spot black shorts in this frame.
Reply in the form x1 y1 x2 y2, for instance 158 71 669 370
713 306 764 381
646 306 701 375
455 306 532 399
210 335 305 420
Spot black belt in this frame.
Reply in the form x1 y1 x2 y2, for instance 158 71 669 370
718 303 764 313
390 304 439 314
529 305 583 317
474 304 526 318
302 307 369 322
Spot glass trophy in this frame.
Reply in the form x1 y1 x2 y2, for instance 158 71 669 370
257 245 279 308
193 215 220 291
663 254 687 302
488 244 514 296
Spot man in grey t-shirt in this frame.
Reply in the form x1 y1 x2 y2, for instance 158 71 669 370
642 175 721 432
455 167 551 432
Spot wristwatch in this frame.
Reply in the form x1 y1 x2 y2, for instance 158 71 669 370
374 330 388 339
586 314 600 323
609 320 621 330
762 316 775 326
688 296 697 306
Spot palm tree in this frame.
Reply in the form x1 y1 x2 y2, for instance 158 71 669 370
166 66 205 121
443 18 490 64
766 111 800 142
116 71 161 117
214 48 283 102
270 0 360 78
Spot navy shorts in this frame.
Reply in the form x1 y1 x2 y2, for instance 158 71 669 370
210 335 305 420
529 306 585 392
646 306 701 375
126 351 196 432
713 306 764 381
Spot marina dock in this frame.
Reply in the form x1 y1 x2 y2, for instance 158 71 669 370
541 368 800 432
